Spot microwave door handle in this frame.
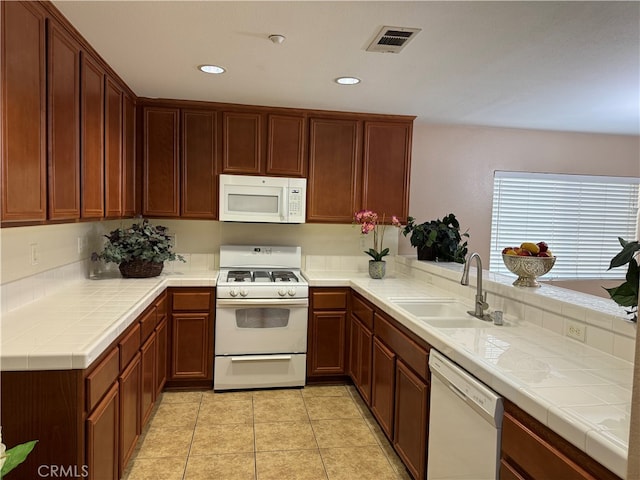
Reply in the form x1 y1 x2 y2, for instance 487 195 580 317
280 188 287 221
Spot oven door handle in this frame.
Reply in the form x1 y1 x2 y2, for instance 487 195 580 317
230 355 293 362
216 298 309 307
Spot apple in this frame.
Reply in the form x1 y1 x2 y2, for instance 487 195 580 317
536 241 549 253
538 251 551 257
502 247 514 254
517 250 532 256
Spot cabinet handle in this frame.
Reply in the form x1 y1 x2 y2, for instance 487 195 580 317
230 355 292 362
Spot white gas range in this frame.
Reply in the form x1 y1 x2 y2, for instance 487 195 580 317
214 245 309 391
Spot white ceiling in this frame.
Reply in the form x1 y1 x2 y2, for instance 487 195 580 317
52 1 640 135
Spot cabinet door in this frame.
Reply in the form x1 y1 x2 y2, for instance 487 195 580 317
182 110 217 218
307 118 362 222
86 382 119 480
349 316 372 405
47 20 80 221
80 53 105 218
221 111 263 174
122 93 136 217
143 107 180 216
155 316 168 395
170 313 212 381
307 311 346 377
1 1 47 223
362 121 411 222
119 352 140 473
140 332 156 428
371 337 396 439
393 359 428 480
105 76 123 217
266 114 306 177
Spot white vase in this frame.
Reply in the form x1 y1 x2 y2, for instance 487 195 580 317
369 260 386 279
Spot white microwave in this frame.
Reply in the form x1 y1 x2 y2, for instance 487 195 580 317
219 174 306 223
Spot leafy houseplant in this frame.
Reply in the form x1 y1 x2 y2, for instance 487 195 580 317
92 219 184 278
401 213 469 263
604 237 638 322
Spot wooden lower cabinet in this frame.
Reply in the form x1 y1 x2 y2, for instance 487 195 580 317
118 352 140 472
86 382 119 480
393 359 429 480
140 332 157 427
167 288 214 388
501 402 621 480
371 337 396 439
155 315 168 395
349 316 373 404
307 288 348 380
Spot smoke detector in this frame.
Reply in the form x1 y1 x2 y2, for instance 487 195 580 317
366 26 421 54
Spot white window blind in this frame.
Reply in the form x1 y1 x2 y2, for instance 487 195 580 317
490 171 640 280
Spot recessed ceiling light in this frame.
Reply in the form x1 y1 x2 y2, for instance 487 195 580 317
335 76 361 85
198 64 226 74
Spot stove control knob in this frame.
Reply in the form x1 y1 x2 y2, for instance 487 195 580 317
229 289 239 297
239 288 249 297
287 288 296 296
277 288 287 297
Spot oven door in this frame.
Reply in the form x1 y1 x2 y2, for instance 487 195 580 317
215 298 308 355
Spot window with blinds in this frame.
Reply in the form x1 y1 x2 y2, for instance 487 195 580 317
489 171 640 280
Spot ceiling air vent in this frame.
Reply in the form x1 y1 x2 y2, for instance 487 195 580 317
366 26 421 54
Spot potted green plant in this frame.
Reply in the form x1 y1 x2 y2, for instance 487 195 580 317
401 213 469 263
92 219 184 278
604 237 638 322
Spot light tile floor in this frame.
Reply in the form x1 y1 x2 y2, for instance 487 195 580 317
122 385 412 480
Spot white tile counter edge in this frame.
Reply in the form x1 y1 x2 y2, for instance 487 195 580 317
304 270 631 478
0 271 217 371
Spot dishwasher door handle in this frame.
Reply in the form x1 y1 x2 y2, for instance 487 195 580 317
447 382 468 402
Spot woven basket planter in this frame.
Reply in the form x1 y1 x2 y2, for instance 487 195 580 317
119 259 164 278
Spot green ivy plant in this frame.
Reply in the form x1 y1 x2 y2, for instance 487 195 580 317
604 237 638 322
92 219 185 265
401 213 469 263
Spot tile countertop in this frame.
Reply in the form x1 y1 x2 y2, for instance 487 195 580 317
0 268 632 477
305 271 632 479
0 271 218 371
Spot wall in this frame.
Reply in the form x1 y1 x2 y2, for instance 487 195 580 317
403 123 640 296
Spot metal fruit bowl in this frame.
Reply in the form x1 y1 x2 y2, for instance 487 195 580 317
502 254 556 287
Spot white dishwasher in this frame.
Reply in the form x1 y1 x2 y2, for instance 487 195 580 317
427 349 504 480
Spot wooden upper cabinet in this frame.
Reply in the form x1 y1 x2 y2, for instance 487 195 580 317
104 76 123 218
221 111 263 175
142 107 180 217
47 19 81 221
266 114 306 177
307 118 362 223
122 93 136 217
362 121 412 222
80 53 105 218
1 1 47 223
181 110 217 219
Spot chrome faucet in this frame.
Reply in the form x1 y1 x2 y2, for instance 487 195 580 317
460 252 490 321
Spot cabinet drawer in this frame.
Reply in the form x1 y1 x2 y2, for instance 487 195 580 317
374 313 428 380
119 322 141 370
351 294 374 330
155 291 167 319
312 289 347 310
86 347 119 412
172 291 212 311
502 413 594 480
139 306 158 341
